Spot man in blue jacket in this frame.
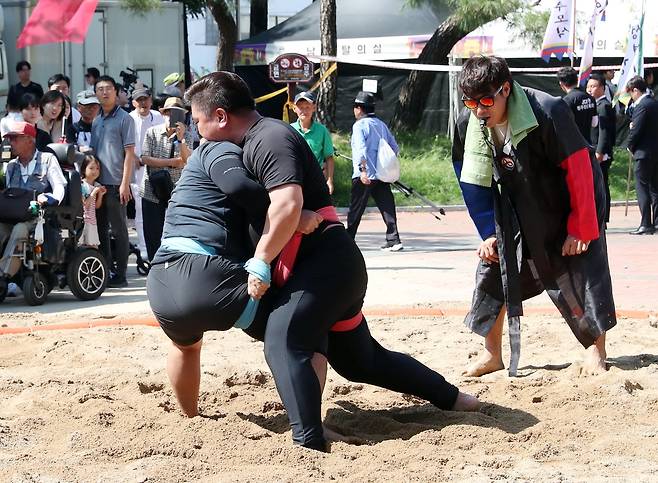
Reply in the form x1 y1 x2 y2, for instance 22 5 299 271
347 91 403 251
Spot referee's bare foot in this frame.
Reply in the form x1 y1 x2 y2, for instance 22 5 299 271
451 391 481 412
582 334 608 375
462 352 504 377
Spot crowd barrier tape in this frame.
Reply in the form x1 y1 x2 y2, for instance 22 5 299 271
307 54 658 74
254 86 288 104
254 62 338 105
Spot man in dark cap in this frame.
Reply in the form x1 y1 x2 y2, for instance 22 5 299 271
346 91 403 251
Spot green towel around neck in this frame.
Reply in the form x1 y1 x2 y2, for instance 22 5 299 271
460 81 539 187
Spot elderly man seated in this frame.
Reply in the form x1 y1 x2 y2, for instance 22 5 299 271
0 121 67 284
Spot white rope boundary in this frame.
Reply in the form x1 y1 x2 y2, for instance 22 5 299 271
308 54 658 73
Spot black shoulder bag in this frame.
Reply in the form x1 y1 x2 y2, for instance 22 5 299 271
0 188 37 223
148 141 175 203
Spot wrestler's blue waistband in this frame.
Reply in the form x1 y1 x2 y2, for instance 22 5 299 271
160 237 217 256
159 237 260 331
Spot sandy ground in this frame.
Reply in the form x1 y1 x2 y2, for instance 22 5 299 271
1 312 657 482
1 207 657 481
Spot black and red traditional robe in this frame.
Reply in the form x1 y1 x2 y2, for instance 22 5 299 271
453 87 616 349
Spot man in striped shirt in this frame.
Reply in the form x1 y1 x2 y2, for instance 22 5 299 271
139 97 192 260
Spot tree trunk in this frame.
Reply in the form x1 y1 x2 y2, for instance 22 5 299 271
390 16 465 132
249 0 268 37
208 0 238 72
317 0 337 131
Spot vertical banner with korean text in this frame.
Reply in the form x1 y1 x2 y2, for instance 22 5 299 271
540 0 574 62
616 2 645 105
578 0 609 86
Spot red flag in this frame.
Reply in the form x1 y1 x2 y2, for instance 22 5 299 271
17 0 99 49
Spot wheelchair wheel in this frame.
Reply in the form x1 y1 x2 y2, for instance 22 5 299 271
67 248 108 301
23 273 48 306
0 278 7 304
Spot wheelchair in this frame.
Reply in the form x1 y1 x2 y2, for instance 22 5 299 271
0 143 108 305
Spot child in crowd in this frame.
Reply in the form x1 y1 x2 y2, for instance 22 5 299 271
80 155 106 247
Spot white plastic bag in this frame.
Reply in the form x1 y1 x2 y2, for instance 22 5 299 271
376 137 400 183
34 215 44 245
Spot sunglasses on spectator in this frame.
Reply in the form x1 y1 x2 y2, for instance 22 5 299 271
462 85 504 110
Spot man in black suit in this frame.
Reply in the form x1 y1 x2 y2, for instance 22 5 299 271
626 75 658 235
587 73 617 222
557 67 598 144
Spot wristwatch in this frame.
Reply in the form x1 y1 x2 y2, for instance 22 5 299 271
359 165 367 172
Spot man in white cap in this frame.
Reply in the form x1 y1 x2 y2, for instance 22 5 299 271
72 90 101 150
130 87 164 259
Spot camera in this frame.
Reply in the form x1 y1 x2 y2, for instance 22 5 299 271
119 67 139 92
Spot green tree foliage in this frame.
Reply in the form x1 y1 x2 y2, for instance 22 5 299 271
506 8 551 50
122 0 206 16
392 0 546 131
122 0 237 71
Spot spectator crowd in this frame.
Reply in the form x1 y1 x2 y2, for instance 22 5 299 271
1 58 657 302
1 60 197 294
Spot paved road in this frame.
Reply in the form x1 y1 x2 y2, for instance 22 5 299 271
1 204 655 320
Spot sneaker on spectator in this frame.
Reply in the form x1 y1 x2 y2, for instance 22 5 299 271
7 282 19 297
380 241 403 252
108 275 128 288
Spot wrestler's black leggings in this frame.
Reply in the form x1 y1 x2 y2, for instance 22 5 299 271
262 226 459 451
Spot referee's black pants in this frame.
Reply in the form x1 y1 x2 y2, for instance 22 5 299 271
346 178 400 243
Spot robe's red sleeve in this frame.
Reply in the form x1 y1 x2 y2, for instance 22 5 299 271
559 148 599 241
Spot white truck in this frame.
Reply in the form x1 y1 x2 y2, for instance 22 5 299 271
0 0 185 109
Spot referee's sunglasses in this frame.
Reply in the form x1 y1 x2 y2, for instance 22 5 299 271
461 85 504 110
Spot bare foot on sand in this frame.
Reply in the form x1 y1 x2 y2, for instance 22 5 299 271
451 391 481 412
582 340 607 375
323 425 365 445
462 352 504 377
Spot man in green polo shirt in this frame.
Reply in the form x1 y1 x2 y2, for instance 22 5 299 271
291 91 335 194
